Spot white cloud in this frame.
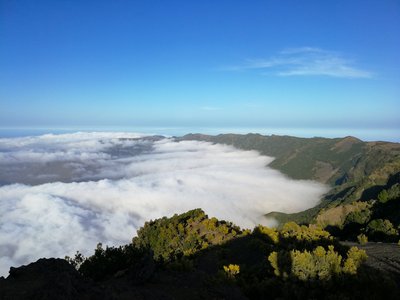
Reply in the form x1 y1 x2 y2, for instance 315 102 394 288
0 132 144 164
0 133 328 277
225 47 373 78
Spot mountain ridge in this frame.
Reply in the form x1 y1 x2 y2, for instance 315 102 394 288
179 133 400 225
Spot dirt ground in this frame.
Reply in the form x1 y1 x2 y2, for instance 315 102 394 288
342 241 400 276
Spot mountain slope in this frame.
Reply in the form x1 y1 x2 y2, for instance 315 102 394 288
179 133 400 223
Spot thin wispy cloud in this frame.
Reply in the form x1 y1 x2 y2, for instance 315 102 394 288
226 47 373 79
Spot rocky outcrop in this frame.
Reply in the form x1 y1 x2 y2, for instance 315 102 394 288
0 258 104 300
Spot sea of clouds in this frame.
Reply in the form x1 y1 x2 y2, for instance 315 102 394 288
0 132 328 276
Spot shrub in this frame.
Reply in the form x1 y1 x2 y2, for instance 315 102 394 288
254 225 279 243
268 252 281 277
345 209 371 225
223 264 240 278
268 245 367 280
290 246 342 280
76 243 149 281
343 247 367 275
377 184 400 203
281 222 332 242
65 251 85 270
378 190 389 203
133 209 243 261
357 233 368 245
367 219 398 241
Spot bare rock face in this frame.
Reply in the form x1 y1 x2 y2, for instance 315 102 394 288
0 258 105 300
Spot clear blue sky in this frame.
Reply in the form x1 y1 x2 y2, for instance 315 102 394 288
1 0 399 137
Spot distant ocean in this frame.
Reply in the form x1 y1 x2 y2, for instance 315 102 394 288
0 127 399 142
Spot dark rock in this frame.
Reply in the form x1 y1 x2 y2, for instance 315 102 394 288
0 258 106 300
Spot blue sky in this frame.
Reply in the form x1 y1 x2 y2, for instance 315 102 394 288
0 0 399 139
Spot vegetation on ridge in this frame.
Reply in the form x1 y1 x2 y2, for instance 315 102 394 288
320 182 400 242
62 209 399 299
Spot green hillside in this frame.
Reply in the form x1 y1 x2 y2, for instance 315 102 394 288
317 180 400 243
180 134 400 225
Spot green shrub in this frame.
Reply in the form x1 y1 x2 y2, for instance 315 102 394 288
281 222 332 242
378 184 400 203
378 190 389 203
268 252 282 277
133 209 243 261
367 219 398 241
343 247 367 275
345 209 371 225
291 246 342 280
253 225 279 244
357 233 368 245
268 245 367 281
223 264 240 278
76 243 149 281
